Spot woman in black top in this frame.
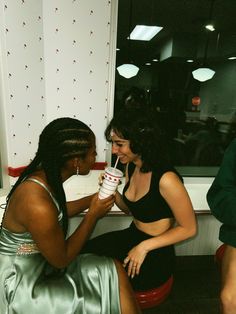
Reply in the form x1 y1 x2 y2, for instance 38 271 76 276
82 107 196 291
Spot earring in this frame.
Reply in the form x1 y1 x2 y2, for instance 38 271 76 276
76 166 79 176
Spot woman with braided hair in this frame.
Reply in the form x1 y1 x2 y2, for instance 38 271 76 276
0 117 140 314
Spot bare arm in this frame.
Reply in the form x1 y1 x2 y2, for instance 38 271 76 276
142 172 197 250
124 172 197 277
18 189 114 269
114 190 130 215
66 193 95 217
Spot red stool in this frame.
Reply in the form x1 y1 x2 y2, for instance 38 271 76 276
215 243 226 268
135 275 174 309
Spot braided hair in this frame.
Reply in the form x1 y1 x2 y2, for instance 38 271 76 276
7 117 94 235
105 107 171 172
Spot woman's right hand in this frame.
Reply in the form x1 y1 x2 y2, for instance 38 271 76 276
87 193 115 219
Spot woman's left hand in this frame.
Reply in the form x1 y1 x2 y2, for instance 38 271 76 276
123 243 148 278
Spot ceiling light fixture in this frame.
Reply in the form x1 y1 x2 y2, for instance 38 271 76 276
117 64 139 79
129 25 163 41
192 0 216 82
205 24 215 31
116 0 140 79
192 68 215 82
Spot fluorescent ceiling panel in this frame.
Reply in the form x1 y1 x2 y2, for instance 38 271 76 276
129 25 163 41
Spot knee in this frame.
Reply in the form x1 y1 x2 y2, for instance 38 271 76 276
221 288 236 313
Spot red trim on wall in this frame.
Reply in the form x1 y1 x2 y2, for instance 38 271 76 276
91 162 107 170
8 162 107 177
8 166 27 177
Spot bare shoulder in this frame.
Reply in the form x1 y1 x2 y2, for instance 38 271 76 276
18 179 55 207
159 171 183 189
7 179 58 231
159 171 194 216
158 171 188 201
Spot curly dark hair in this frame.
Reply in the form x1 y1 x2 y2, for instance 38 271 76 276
105 107 170 172
7 117 94 235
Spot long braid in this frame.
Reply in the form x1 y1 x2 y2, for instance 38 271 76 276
39 122 93 235
5 117 94 236
6 153 41 203
2 154 41 230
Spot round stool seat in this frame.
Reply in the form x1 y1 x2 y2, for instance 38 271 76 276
135 275 174 309
215 243 226 268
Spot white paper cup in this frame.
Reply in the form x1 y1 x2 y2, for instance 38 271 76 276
98 167 123 199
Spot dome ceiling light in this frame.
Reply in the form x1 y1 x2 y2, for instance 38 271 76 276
117 64 139 79
192 0 216 82
116 0 139 79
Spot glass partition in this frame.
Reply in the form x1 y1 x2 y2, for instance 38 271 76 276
114 0 236 176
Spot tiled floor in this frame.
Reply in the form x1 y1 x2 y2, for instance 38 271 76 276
142 255 221 314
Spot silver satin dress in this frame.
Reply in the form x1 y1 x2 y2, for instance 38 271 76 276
0 179 121 314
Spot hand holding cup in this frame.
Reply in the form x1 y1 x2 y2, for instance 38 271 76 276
98 167 123 199
89 193 115 219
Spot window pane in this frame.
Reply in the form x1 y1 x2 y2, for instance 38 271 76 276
115 0 236 176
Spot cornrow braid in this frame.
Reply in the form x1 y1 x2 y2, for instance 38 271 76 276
6 153 41 202
6 118 94 235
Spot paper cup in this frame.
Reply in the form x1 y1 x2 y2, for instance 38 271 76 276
98 167 123 199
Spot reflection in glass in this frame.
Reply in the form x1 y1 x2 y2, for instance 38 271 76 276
115 0 236 176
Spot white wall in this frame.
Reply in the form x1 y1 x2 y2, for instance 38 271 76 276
42 0 116 159
0 0 46 170
0 0 117 188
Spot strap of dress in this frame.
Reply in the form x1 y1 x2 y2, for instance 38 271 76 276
26 178 60 211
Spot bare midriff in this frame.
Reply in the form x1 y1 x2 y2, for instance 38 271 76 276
133 217 174 237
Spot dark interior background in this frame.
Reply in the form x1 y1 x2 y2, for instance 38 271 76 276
114 0 236 176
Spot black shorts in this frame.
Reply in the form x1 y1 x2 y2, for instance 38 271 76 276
81 222 175 290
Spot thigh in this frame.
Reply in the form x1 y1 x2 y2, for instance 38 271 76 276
81 227 134 260
221 245 236 293
131 245 175 291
